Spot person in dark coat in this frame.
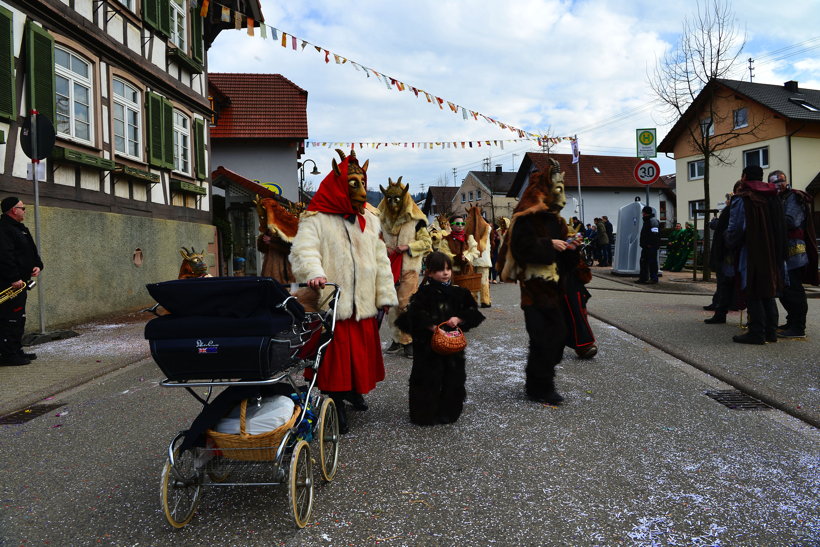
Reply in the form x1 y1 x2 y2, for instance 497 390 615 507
770 170 819 339
0 197 44 366
724 165 786 344
636 206 661 284
396 252 484 425
704 184 742 324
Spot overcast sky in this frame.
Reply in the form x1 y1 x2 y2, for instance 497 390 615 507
208 0 820 195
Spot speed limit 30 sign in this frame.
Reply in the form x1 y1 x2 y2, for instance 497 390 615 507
634 159 660 185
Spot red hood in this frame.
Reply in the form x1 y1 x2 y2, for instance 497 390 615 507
308 156 366 231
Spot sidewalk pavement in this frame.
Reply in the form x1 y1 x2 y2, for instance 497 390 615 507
1 270 818 427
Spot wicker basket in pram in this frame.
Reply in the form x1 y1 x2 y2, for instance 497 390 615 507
206 400 301 461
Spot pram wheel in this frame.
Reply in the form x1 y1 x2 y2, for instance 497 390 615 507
288 440 314 528
160 441 203 528
318 397 340 481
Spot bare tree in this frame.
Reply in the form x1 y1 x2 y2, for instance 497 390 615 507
649 0 764 280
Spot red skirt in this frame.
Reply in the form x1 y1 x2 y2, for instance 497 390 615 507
304 317 385 393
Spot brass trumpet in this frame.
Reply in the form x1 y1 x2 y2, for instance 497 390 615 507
0 279 37 305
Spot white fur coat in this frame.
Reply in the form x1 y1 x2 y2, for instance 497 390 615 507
289 210 398 321
470 230 492 268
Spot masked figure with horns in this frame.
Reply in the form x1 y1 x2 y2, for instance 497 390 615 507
289 150 397 433
498 158 584 405
378 177 433 358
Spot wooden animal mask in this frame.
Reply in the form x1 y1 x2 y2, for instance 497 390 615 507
380 177 409 217
253 195 300 242
178 246 208 278
332 149 369 214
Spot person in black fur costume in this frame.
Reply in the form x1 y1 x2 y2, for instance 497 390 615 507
497 158 583 405
396 252 484 425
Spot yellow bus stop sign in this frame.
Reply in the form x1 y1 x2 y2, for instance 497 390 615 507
636 128 657 158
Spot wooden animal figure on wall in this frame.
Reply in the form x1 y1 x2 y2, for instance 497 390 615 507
254 195 300 283
178 247 211 278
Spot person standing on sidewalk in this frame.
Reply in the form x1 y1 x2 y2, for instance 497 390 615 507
635 206 661 284
594 217 610 266
602 215 614 266
0 197 43 366
704 185 742 324
769 170 818 339
724 165 786 345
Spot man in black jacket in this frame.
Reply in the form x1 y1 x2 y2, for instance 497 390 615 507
0 197 43 366
636 206 661 284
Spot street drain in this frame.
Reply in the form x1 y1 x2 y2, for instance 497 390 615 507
705 390 771 410
0 403 65 425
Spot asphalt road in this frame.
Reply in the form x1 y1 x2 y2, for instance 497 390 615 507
0 282 818 545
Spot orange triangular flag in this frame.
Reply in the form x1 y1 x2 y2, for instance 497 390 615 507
247 17 254 36
199 0 209 18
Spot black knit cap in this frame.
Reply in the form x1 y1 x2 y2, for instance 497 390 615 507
1 196 20 213
642 206 654 214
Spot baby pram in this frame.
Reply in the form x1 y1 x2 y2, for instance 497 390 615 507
144 276 341 528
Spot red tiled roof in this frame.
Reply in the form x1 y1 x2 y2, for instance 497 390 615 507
509 152 672 196
208 73 308 139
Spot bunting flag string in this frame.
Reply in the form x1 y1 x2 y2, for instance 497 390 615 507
305 136 572 151
199 0 576 144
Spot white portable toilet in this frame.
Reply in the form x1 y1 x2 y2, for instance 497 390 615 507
612 201 644 275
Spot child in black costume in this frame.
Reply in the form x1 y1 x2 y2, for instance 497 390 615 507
396 252 485 425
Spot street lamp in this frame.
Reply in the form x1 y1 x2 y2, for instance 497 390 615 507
298 159 320 204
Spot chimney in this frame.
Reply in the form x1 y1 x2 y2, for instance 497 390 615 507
784 80 799 93
495 164 502 175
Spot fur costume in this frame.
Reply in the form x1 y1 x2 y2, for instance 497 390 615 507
466 206 492 306
497 160 582 403
378 177 433 346
289 151 397 395
395 278 484 425
439 229 479 274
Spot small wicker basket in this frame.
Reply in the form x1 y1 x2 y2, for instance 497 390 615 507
431 322 467 355
206 399 301 461
453 273 482 292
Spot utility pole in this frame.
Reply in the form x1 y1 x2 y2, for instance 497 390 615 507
452 168 457 187
748 57 755 82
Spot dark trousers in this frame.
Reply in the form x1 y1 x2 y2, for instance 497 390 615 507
712 270 736 314
523 303 567 398
639 246 659 281
746 297 778 339
598 244 611 266
779 267 807 331
0 291 26 357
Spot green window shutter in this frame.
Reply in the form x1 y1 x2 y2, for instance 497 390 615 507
162 97 173 169
194 117 205 179
158 0 171 38
142 0 158 30
190 5 203 65
146 91 165 167
25 21 55 124
0 6 15 121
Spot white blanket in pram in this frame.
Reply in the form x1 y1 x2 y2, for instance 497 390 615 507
213 395 295 435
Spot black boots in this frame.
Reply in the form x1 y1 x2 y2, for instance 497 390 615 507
325 392 349 434
704 313 726 324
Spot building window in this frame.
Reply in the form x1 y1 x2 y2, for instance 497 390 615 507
689 199 705 220
700 117 713 137
461 193 466 203
173 110 190 175
170 0 187 51
476 190 482 200
468 191 474 201
743 147 769 168
688 159 705 180
112 79 141 159
114 0 135 11
55 46 93 143
733 107 748 129
789 97 819 112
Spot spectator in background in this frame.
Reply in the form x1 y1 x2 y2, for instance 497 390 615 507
602 215 614 265
595 217 610 266
770 170 818 339
724 165 785 344
635 206 661 284
704 185 741 323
